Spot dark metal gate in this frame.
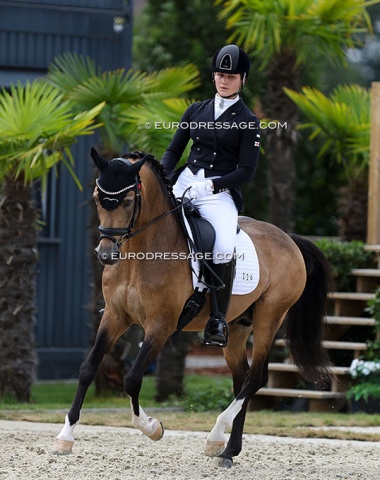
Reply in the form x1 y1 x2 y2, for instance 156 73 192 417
0 0 133 378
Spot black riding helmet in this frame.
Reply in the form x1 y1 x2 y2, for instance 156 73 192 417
211 45 250 98
212 44 250 80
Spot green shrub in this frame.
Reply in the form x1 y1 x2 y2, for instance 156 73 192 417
315 239 376 291
181 383 234 412
347 287 380 403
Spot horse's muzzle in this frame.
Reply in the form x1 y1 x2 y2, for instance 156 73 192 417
95 242 120 265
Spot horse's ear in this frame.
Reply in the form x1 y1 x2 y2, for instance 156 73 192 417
127 155 148 176
91 147 108 172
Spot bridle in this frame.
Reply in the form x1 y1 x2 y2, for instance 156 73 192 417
97 178 142 247
97 180 190 248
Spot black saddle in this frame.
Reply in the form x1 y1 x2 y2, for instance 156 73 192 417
180 198 240 257
173 199 240 341
182 199 215 258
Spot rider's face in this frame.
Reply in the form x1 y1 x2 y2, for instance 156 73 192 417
214 72 242 97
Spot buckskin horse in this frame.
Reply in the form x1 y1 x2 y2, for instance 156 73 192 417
53 148 333 468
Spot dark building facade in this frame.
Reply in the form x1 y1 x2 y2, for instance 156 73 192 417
0 0 133 378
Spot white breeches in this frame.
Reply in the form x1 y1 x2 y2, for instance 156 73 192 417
173 167 238 264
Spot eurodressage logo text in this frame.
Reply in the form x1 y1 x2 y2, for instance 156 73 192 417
145 121 287 130
109 252 245 261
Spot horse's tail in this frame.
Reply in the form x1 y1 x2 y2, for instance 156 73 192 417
285 234 334 386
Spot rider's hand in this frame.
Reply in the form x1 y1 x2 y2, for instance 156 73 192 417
188 180 214 200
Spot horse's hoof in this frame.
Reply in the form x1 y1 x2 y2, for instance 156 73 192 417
148 421 164 441
215 457 233 468
51 439 74 455
205 440 225 457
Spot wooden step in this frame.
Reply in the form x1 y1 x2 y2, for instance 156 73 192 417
274 338 367 351
351 268 380 277
326 315 375 326
328 292 375 301
364 245 380 253
256 387 345 400
351 269 380 292
328 292 375 315
268 363 350 376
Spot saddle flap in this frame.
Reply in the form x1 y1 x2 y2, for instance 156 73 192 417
183 200 215 256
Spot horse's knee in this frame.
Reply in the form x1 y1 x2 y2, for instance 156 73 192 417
79 329 112 386
78 358 97 387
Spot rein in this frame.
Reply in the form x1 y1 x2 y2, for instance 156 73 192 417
98 186 191 247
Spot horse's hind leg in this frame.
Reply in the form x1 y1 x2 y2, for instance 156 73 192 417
207 301 286 468
52 312 123 454
205 314 252 458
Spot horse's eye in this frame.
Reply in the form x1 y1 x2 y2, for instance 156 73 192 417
124 199 133 208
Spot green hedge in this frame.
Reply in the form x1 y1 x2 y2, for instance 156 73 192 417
315 239 376 292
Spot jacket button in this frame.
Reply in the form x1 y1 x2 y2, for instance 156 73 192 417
210 164 213 168
194 159 197 163
197 147 200 151
213 152 216 155
196 136 199 140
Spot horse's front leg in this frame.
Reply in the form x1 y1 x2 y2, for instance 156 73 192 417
124 333 167 441
52 325 115 454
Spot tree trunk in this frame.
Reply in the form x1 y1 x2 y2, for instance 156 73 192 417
155 332 190 402
262 54 301 233
338 178 368 241
0 176 38 402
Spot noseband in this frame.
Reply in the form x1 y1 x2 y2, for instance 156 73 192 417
97 183 191 247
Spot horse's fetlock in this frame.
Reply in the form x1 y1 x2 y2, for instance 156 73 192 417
124 375 142 398
67 412 79 426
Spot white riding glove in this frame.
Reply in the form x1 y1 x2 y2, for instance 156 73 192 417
188 180 214 200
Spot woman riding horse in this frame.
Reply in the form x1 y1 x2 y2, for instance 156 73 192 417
161 44 260 348
53 147 333 469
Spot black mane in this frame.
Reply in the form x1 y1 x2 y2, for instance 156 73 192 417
122 151 176 205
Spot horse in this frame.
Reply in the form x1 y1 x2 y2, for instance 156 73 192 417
53 147 333 468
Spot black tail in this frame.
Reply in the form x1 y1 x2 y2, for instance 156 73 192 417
286 234 334 386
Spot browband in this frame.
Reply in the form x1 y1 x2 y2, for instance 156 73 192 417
96 178 137 195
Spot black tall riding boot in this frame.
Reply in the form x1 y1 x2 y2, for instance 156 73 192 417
204 260 235 347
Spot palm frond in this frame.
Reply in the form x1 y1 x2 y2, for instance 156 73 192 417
46 53 201 152
147 65 201 96
0 80 104 185
121 97 194 159
284 84 370 181
47 52 101 94
217 0 374 69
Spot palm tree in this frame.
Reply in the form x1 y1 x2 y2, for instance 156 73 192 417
47 53 200 396
47 53 200 153
0 80 103 401
284 84 370 240
218 0 376 232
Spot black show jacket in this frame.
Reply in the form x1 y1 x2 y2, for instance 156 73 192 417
161 97 260 212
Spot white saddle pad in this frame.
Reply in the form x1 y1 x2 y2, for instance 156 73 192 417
183 213 260 295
